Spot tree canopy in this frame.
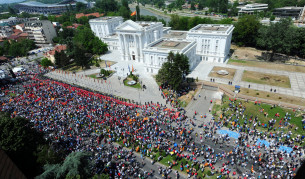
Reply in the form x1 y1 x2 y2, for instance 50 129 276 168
37 151 93 179
232 15 261 47
156 52 189 91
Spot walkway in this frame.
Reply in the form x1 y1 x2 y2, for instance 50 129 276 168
188 61 305 98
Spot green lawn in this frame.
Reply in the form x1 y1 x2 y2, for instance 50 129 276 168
213 96 304 145
9 93 16 97
87 74 99 79
123 80 142 89
228 59 247 63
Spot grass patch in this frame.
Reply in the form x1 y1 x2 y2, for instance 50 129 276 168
228 59 305 73
208 66 237 80
228 59 246 63
242 70 291 88
87 74 99 79
9 93 16 97
123 79 142 89
215 96 304 145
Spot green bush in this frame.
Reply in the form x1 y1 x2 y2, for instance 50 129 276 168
207 170 212 176
256 93 259 95
267 94 270 97
171 155 176 161
40 58 53 68
95 63 100 67
279 97 282 99
162 151 166 157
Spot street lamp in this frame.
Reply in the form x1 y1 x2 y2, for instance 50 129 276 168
118 76 121 86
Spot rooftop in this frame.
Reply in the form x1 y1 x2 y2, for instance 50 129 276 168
274 6 304 10
90 16 122 22
151 39 190 50
163 31 187 39
196 25 229 32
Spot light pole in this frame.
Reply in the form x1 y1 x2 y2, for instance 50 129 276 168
118 76 121 86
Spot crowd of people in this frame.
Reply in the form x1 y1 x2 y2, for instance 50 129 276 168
0 65 304 179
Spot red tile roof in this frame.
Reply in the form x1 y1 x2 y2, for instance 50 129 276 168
48 45 67 56
75 12 104 19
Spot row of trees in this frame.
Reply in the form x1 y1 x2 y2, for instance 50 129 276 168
156 52 190 91
0 39 36 57
233 15 305 59
0 112 62 178
54 26 108 69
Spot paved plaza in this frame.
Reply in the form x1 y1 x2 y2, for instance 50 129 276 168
189 61 305 98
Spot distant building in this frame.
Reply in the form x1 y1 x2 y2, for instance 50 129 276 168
15 0 88 15
0 26 13 38
237 3 268 15
273 7 304 19
44 44 67 63
23 20 57 45
0 17 39 26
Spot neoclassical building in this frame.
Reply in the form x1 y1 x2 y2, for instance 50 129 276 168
89 16 234 74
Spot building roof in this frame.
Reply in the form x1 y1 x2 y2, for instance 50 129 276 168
163 30 187 39
18 0 86 7
0 56 8 60
76 12 104 19
48 45 67 56
188 24 234 35
151 39 191 50
274 6 303 10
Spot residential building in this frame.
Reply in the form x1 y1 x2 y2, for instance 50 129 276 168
23 20 57 45
0 26 13 38
44 44 67 63
237 3 268 15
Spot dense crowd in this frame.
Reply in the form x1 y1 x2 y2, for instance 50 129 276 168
0 66 304 179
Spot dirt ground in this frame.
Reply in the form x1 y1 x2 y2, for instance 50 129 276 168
231 45 263 60
208 66 236 80
242 70 291 88
231 45 305 67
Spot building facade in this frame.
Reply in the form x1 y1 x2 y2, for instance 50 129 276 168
143 38 198 74
273 7 304 19
89 17 234 74
0 26 13 38
115 20 163 62
23 20 57 45
237 3 268 15
187 24 234 63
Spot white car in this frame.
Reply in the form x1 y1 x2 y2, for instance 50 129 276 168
12 67 26 73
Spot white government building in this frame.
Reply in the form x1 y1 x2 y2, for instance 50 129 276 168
89 16 234 74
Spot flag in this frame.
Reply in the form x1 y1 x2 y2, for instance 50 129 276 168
105 61 107 68
251 165 254 173
131 11 136 16
128 64 130 72
132 65 134 72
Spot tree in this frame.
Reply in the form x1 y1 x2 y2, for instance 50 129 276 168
256 18 297 60
191 2 196 10
136 5 141 20
169 14 180 30
96 0 119 12
232 15 261 46
8 6 16 14
73 44 91 69
37 152 93 179
156 52 189 91
119 6 131 19
40 58 53 68
54 50 69 68
0 112 45 178
76 2 87 12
